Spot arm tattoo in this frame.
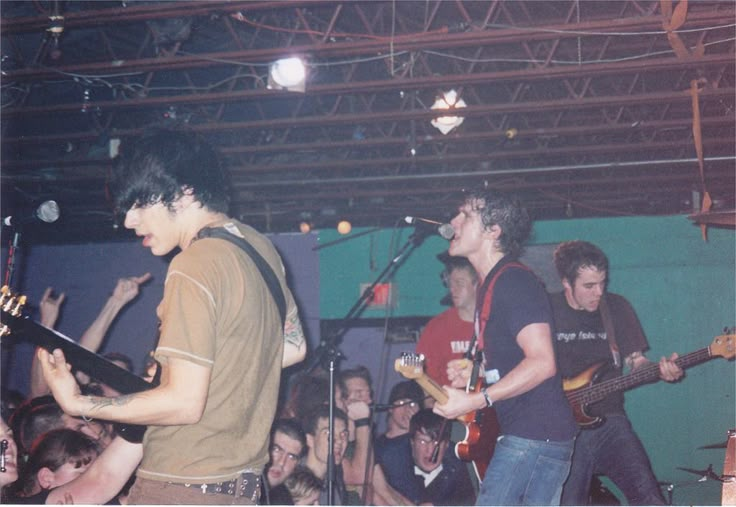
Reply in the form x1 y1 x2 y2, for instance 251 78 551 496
284 313 306 351
86 394 136 414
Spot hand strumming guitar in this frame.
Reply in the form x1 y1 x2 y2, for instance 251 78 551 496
432 358 484 420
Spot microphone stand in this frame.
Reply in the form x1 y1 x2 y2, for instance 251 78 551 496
310 228 433 505
3 230 22 288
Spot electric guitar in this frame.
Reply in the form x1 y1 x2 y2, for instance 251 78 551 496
0 285 153 394
563 332 735 428
394 352 499 482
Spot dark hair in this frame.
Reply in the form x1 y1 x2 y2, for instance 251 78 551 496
271 418 307 458
282 374 330 421
20 429 100 494
553 240 609 285
301 405 348 436
409 409 450 443
337 365 373 399
388 381 424 406
9 397 64 457
462 189 531 258
110 129 230 217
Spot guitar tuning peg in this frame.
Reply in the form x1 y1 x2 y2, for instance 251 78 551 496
11 295 26 316
0 285 9 305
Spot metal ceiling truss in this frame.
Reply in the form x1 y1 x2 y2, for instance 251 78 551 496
1 0 733 243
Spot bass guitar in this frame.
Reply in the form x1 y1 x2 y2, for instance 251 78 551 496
1 285 153 394
395 352 499 482
563 332 735 428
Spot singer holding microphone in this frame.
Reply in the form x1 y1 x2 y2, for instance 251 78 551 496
432 189 577 506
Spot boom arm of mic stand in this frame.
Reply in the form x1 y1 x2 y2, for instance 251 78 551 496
306 230 429 373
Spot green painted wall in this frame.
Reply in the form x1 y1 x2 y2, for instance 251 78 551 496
319 215 735 505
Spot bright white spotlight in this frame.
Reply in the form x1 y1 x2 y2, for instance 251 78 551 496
268 57 307 92
430 89 467 134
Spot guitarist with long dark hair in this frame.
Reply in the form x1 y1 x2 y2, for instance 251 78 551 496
550 240 683 505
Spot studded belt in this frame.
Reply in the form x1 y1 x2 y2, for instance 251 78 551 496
173 471 261 500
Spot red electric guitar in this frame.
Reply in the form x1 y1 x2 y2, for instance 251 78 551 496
395 352 499 482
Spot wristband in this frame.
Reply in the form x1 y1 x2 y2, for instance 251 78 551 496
113 422 147 444
354 418 371 428
481 389 493 408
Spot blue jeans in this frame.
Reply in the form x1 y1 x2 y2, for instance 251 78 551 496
561 414 665 505
476 435 574 505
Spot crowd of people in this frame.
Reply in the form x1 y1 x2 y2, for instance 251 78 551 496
1 129 686 505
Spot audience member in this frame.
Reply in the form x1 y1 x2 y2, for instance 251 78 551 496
0 417 19 502
374 381 423 469
336 366 373 500
30 273 152 399
264 418 307 505
6 428 142 504
9 396 112 462
302 405 351 505
280 373 330 421
1 390 24 423
284 466 322 505
407 409 475 505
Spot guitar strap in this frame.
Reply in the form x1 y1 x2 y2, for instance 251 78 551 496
197 226 287 327
598 295 621 367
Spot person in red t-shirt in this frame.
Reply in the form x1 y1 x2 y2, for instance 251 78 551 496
416 255 478 393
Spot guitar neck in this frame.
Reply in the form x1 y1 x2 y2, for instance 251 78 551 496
584 347 713 403
413 374 449 405
1 310 153 394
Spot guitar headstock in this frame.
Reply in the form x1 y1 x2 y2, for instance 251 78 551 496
0 285 27 337
394 352 426 380
711 330 736 360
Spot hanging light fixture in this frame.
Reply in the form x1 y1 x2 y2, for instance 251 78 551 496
430 89 467 134
268 57 307 92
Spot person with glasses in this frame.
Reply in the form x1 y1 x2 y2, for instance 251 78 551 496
373 381 424 498
407 409 475 506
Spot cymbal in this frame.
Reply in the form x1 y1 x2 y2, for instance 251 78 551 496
699 441 728 449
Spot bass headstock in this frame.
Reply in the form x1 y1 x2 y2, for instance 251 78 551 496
711 329 736 360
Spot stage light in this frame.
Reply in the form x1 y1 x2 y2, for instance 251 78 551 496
337 220 352 235
430 89 467 134
268 57 307 92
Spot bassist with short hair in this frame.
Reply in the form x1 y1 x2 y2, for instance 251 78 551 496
550 240 683 506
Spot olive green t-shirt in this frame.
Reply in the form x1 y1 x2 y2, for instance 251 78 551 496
136 220 297 483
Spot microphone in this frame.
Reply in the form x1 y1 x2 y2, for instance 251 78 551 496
404 216 455 240
3 200 60 227
369 403 397 412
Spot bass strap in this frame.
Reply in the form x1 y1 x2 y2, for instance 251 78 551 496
598 295 621 367
197 226 286 327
